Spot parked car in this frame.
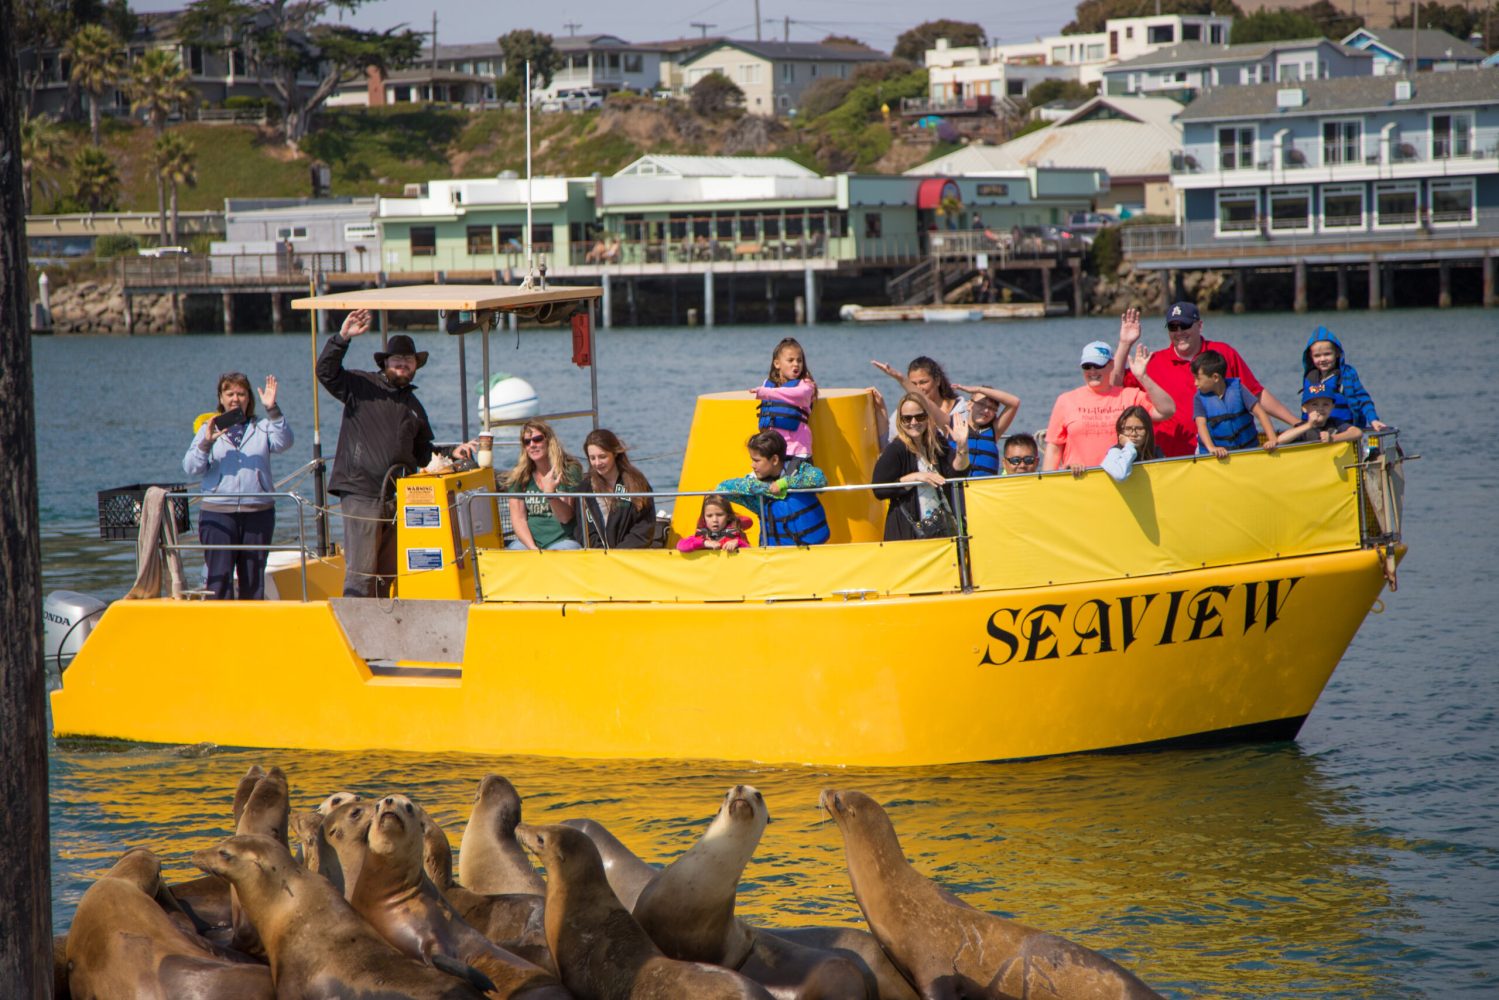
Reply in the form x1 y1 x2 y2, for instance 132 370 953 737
1012 225 1084 256
137 246 191 258
1065 212 1118 247
541 87 606 112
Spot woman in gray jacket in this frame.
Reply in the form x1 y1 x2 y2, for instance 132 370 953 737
182 372 293 599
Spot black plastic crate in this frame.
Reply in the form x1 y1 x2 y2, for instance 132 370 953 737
97 483 192 541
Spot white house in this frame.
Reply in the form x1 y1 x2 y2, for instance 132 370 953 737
1103 38 1374 97
678 41 887 115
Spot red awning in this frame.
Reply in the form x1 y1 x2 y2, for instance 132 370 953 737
916 177 958 210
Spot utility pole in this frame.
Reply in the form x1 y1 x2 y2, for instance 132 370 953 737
563 21 581 36
0 0 53 995
690 22 715 38
1411 1 1419 76
430 12 437 75
754 0 762 41
784 15 790 42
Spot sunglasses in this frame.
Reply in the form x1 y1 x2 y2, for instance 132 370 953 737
899 412 928 423
1005 455 1038 466
1167 323 1193 332
1081 362 1107 371
522 434 547 445
218 371 249 383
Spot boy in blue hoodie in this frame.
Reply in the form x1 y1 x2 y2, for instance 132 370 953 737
1302 326 1387 431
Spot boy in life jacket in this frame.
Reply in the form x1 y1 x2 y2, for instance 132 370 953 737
1192 349 1279 459
1302 326 1388 431
714 431 831 547
950 383 1021 477
1275 383 1363 445
751 337 817 468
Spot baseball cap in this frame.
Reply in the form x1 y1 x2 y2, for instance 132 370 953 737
1301 383 1344 406
1166 302 1200 326
1079 341 1113 367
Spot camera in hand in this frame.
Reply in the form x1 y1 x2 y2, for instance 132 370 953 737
212 409 247 432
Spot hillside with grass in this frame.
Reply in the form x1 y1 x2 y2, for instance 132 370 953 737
32 67 945 214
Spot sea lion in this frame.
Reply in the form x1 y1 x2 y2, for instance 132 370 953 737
517 822 776 1000
774 927 919 1000
354 794 567 997
65 847 274 1000
633 785 873 1000
230 765 291 956
194 833 487 999
231 764 267 824
316 790 361 815
290 810 326 872
559 817 660 910
460 775 546 895
322 796 376 900
413 799 458 889
820 789 1165 1000
444 887 552 968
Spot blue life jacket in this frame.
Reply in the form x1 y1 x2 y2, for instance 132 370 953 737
1197 379 1259 452
757 379 810 433
759 490 830 547
966 425 1000 477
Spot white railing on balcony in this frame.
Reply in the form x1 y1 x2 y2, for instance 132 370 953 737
1171 126 1499 177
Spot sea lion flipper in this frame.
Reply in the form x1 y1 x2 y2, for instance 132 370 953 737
431 953 496 994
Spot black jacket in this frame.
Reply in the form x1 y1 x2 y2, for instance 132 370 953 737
575 486 658 549
317 334 434 498
871 439 962 542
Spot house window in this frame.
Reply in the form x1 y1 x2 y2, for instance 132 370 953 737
810 64 818 77
621 215 645 241
1279 63 1299 81
1322 120 1361 165
625 53 643 73
716 215 734 240
1431 113 1472 159
1182 23 1201 40
830 210 847 237
1007 79 1025 96
530 224 550 250
781 63 793 82
1052 46 1068 63
607 53 621 71
410 227 436 257
1085 43 1105 60
276 226 309 241
466 225 493 255
1215 190 1259 235
784 214 804 237
1429 178 1475 225
738 214 758 238
1373 182 1419 228
1148 25 1173 44
739 63 760 84
1210 24 1224 43
669 214 689 240
1125 26 1133 39
1218 127 1254 170
497 224 523 250
1321 185 1365 229
1269 188 1312 232
762 213 780 238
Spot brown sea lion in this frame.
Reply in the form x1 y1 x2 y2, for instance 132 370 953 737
230 764 267 824
230 765 290 956
444 886 552 968
774 927 919 1000
559 817 660 910
354 794 567 996
517 822 776 1000
414 799 458 889
460 775 547 895
821 789 1165 1000
194 833 487 999
65 847 274 1000
634 785 872 1000
290 810 326 872
322 797 376 900
316 790 361 815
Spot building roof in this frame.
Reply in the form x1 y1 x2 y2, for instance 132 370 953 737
614 155 819 178
428 42 504 61
681 40 887 65
1106 37 1369 72
907 96 1182 181
1342 27 1487 62
1177 68 1499 121
383 68 492 85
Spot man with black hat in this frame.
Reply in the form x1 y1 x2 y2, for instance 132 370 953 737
1112 302 1297 457
317 308 470 596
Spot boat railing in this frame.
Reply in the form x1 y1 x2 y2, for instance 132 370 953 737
1348 427 1408 551
162 491 315 601
460 480 971 603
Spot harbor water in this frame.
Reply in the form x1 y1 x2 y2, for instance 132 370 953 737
36 308 1499 997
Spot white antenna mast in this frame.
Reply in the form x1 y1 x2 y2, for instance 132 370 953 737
521 60 545 288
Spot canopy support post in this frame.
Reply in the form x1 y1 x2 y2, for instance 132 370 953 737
589 298 600 430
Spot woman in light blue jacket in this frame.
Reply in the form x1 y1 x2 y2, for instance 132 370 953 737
182 372 293 599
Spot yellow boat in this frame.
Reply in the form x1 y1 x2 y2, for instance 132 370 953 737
49 285 1407 767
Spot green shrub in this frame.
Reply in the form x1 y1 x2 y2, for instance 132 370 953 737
1089 226 1121 276
93 234 140 258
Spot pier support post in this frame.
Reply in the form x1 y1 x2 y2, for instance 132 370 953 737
1167 268 1178 303
804 266 816 325
1293 259 1307 313
1041 264 1052 312
1233 269 1245 314
1335 266 1348 311
1484 253 1497 308
601 274 612 329
628 278 638 326
270 293 283 333
123 292 135 335
221 291 234 334
377 272 388 346
703 270 714 328
1070 258 1083 316
1438 261 1452 309
1367 261 1381 311
794 296 805 324
765 276 775 323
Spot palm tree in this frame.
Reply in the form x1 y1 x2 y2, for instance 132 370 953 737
21 113 69 214
153 132 198 246
66 24 125 147
127 49 195 241
71 147 121 212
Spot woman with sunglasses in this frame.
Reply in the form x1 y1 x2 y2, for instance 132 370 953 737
182 371 293 599
1043 341 1173 476
871 392 970 541
871 356 968 437
502 421 584 550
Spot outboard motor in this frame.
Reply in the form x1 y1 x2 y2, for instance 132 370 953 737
43 590 108 673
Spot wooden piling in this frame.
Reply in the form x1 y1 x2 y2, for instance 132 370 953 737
1293 259 1307 313
1438 261 1451 309
222 291 234 334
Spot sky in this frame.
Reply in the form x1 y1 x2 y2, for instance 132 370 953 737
126 0 1076 54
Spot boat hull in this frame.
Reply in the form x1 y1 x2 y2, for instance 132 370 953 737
50 546 1388 766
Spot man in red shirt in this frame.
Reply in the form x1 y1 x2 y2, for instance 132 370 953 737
1112 302 1296 457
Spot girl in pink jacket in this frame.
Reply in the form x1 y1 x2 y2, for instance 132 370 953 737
752 337 817 466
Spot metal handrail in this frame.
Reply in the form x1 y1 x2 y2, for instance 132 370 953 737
161 491 313 601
